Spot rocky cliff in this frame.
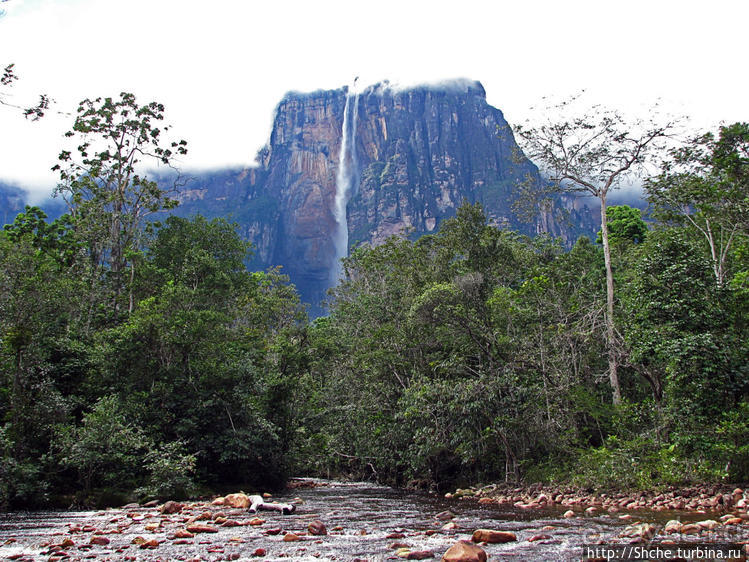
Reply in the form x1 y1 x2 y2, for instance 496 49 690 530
174 80 598 308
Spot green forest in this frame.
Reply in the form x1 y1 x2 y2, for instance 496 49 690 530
1 93 747 509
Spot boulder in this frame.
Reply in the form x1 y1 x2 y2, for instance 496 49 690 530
224 493 251 509
160 501 184 515
620 523 656 540
308 520 327 536
441 540 487 562
471 529 517 543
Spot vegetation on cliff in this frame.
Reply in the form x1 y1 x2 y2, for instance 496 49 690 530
0 89 746 507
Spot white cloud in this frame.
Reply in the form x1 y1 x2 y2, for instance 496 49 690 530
1 0 747 199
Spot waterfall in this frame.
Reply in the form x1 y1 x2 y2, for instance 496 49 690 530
331 90 359 282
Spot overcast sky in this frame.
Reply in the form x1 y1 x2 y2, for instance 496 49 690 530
1 0 747 201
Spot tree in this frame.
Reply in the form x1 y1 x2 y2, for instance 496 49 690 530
1 63 50 120
52 92 187 315
646 122 749 287
595 205 648 246
514 101 675 404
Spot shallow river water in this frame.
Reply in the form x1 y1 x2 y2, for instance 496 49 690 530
0 479 745 561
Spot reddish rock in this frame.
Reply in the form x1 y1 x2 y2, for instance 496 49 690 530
252 548 267 556
283 533 301 542
211 497 226 506
89 536 110 546
386 532 406 539
435 510 456 521
172 529 195 539
173 539 193 545
407 551 435 560
266 527 282 535
160 501 183 514
390 542 411 549
249 518 266 526
308 520 327 536
185 524 219 533
527 534 552 542
723 517 743 526
139 539 159 549
620 523 656 540
224 493 251 509
441 540 487 562
563 510 575 518
222 519 241 527
471 529 517 543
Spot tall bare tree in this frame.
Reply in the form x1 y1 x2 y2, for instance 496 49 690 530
513 100 676 404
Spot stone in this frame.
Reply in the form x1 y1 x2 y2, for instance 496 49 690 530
283 533 300 542
527 534 552 542
185 524 218 533
387 532 406 539
471 529 517 543
308 520 327 536
563 510 575 518
252 548 266 556
407 551 435 560
435 510 456 521
620 523 656 540
143 500 159 508
663 520 682 534
89 536 110 546
223 493 251 509
441 540 487 562
221 519 241 527
249 518 266 526
160 501 184 515
723 517 743 525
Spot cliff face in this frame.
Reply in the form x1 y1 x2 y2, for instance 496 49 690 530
0 183 27 226
174 81 599 308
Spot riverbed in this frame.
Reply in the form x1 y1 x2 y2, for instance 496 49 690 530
1 479 747 561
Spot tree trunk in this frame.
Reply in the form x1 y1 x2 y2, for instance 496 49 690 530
599 192 622 405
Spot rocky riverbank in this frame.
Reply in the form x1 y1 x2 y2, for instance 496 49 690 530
447 483 749 514
1 479 748 561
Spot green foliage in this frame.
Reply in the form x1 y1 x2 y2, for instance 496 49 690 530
135 441 197 500
54 395 148 495
596 205 648 245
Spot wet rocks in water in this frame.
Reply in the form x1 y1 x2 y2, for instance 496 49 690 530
160 500 184 514
185 523 219 533
223 493 251 508
563 510 575 518
471 529 517 543
406 550 435 559
308 520 327 535
441 540 487 562
282 532 301 542
88 536 110 546
435 510 456 521
619 523 656 540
